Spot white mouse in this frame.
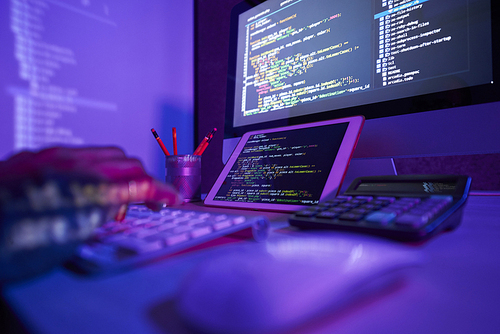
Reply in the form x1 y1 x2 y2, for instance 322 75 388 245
176 233 421 334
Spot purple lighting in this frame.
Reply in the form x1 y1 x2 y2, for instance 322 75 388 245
0 0 193 181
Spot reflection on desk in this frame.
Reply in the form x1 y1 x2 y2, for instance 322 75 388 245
3 195 500 334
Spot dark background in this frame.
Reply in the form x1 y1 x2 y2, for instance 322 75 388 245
195 0 243 193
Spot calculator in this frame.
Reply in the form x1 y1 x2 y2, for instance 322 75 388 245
289 175 472 241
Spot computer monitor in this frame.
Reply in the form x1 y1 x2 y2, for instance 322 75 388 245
223 0 500 180
0 0 193 181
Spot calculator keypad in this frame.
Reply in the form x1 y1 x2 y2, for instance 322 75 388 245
292 195 453 234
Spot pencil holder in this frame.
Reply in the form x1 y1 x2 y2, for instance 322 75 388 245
165 155 202 202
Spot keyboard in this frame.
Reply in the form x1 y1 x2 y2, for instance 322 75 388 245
289 175 471 241
71 205 270 273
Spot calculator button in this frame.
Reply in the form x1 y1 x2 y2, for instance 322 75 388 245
295 209 319 217
398 198 421 207
329 206 351 214
408 208 434 218
355 196 373 202
430 195 453 202
316 211 339 219
323 199 343 206
336 196 353 201
338 212 365 222
350 199 368 205
316 202 332 209
359 203 382 211
395 213 429 228
339 202 360 209
380 206 405 215
365 211 397 225
348 208 371 216
375 196 396 203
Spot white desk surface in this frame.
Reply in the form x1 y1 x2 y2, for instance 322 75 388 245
3 195 500 334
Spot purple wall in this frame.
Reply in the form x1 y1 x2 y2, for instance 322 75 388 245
0 0 194 182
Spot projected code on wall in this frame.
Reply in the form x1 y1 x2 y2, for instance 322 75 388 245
9 0 118 150
214 122 349 205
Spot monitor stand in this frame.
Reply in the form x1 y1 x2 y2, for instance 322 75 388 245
222 137 241 165
340 158 397 193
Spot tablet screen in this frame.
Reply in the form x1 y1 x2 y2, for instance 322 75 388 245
204 116 364 212
213 123 348 205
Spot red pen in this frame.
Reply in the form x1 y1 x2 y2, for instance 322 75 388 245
197 134 214 155
172 127 178 155
194 128 217 155
151 128 170 156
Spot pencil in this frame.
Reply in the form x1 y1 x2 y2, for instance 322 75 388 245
151 128 170 156
172 127 178 155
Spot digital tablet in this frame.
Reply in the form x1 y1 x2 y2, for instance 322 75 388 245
204 116 365 212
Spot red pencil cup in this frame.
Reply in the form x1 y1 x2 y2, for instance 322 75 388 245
165 155 202 202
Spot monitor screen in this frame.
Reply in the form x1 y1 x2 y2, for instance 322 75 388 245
225 0 497 138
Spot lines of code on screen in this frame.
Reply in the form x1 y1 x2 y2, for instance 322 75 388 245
239 0 372 117
233 0 491 129
214 122 348 205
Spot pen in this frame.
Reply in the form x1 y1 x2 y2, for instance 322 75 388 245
151 128 170 156
197 133 214 155
172 127 178 155
194 128 217 155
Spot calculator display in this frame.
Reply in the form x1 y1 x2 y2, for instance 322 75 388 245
354 181 457 194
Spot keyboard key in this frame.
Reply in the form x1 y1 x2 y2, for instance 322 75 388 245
214 214 228 221
232 216 246 225
213 220 232 231
191 226 213 238
114 238 163 254
164 232 190 246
